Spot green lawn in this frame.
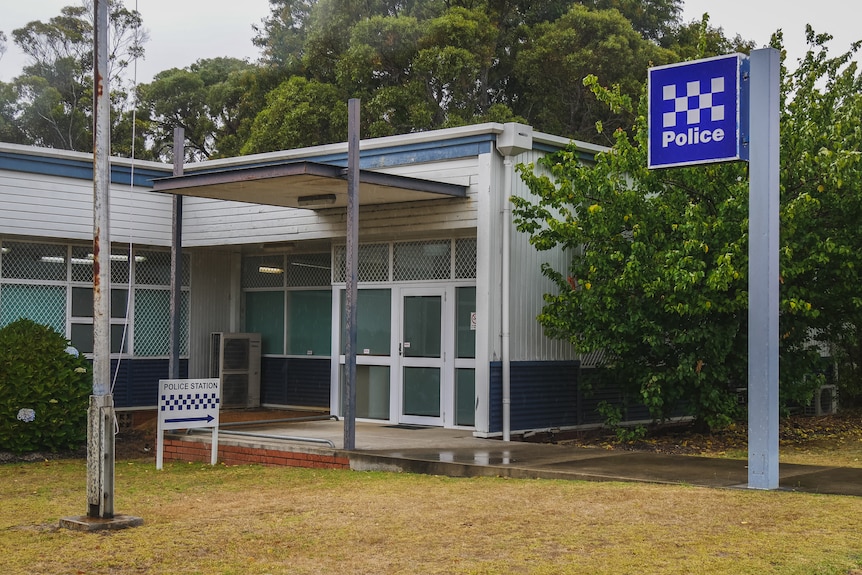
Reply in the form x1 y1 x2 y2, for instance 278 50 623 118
2 457 861 575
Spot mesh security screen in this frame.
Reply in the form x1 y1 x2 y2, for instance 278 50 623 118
334 244 390 283
287 253 331 287
333 238 476 283
242 255 286 288
393 241 451 281
454 238 477 279
0 240 187 356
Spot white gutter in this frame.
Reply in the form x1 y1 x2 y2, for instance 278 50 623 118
496 124 533 442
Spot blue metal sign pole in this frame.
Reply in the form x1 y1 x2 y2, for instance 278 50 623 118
747 48 780 490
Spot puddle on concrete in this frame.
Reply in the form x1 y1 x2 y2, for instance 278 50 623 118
435 451 516 465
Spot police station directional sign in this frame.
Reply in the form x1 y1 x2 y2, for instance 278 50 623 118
156 378 221 469
648 54 749 169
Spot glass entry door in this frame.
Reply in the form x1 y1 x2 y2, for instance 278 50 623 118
399 288 446 425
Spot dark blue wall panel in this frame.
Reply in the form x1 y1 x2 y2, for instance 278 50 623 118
487 362 669 433
111 358 188 408
489 361 581 433
261 357 330 408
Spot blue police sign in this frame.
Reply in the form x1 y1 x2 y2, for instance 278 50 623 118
648 54 749 169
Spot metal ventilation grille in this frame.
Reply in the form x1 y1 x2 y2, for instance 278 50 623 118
393 240 451 281
222 336 250 369
0 242 67 281
288 253 331 287
242 255 286 288
579 349 607 368
454 237 477 279
222 373 250 407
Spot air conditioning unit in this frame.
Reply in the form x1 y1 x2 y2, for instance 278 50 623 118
804 384 838 417
210 332 261 409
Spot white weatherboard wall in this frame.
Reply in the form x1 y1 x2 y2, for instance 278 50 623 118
178 160 478 248
0 144 173 246
0 169 174 247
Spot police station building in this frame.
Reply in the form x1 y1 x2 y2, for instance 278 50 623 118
0 123 619 437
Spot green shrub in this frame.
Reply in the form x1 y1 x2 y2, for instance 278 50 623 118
0 319 92 453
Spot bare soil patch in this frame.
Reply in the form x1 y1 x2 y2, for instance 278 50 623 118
522 410 862 463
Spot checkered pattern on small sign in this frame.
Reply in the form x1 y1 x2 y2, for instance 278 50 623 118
159 393 220 412
662 77 725 128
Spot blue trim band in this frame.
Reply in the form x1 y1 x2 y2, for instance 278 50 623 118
0 151 173 188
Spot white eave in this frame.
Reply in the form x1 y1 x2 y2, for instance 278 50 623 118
150 160 468 209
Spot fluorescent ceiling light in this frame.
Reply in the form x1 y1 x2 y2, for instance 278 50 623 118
41 254 147 264
94 253 146 263
258 266 284 274
297 193 337 207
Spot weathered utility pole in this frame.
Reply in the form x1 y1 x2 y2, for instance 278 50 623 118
343 99 359 450
88 0 115 519
169 127 184 380
61 0 142 530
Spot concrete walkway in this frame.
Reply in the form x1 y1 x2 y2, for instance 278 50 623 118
198 418 862 497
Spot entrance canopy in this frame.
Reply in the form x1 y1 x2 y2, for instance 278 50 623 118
151 160 468 209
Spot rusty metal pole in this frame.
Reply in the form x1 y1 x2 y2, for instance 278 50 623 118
88 0 115 519
343 99 359 450
169 128 184 379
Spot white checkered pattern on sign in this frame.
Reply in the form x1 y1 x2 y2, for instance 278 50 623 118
662 77 725 128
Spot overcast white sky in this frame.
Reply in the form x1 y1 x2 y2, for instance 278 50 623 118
0 0 272 83
0 1 858 84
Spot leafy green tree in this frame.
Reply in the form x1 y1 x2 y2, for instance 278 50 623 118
137 57 257 161
241 76 347 154
666 14 754 61
579 0 682 43
514 5 673 144
253 0 315 72
3 1 146 152
244 0 719 146
512 29 860 429
778 28 862 406
0 81 26 144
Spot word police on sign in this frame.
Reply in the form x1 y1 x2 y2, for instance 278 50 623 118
648 54 749 169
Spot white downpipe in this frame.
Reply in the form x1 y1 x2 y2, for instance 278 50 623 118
501 155 513 442
496 122 532 443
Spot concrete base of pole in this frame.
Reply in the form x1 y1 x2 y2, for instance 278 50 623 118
61 395 143 531
59 514 144 532
86 394 116 519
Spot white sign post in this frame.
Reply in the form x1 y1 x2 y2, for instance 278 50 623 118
156 378 220 470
